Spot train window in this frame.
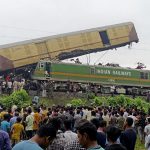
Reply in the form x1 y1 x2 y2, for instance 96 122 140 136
91 68 95 74
46 62 50 73
145 73 148 79
140 72 144 79
40 63 44 68
99 31 110 46
140 72 148 79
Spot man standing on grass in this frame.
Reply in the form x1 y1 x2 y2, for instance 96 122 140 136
25 108 34 139
11 117 24 147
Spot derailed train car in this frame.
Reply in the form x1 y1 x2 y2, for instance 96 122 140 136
32 61 150 95
0 22 138 74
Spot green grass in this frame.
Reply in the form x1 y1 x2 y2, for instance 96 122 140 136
135 137 145 150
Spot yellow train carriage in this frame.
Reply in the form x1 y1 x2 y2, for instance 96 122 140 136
0 22 138 71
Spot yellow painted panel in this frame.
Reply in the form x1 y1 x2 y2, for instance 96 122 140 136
13 55 39 68
24 45 32 56
67 34 84 48
90 42 103 49
62 36 70 49
90 31 102 42
36 42 48 54
108 29 118 39
28 44 39 56
9 44 39 61
107 26 129 40
47 39 65 54
13 46 27 60
0 43 39 62
47 40 63 59
50 38 63 52
124 25 130 33
46 31 102 57
46 40 55 53
0 48 12 59
35 42 49 59
110 37 129 46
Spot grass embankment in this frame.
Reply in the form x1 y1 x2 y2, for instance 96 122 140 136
135 137 145 150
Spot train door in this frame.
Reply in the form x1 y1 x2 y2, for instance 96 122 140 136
99 31 110 47
45 62 51 76
45 62 50 72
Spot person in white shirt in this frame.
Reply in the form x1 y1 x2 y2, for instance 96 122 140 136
103 111 110 127
25 108 34 139
13 80 18 92
64 119 77 143
123 109 128 119
7 81 12 95
145 134 150 150
128 111 138 128
145 118 150 144
20 79 25 90
86 108 92 121
82 108 88 120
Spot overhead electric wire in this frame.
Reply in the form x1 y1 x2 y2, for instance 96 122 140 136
88 53 91 64
94 50 109 65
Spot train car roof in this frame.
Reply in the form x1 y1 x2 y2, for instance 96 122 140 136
0 22 134 49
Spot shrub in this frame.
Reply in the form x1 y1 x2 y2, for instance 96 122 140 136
70 98 86 107
0 90 31 108
92 96 108 106
69 95 150 113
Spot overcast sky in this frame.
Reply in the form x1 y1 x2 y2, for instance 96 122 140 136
0 0 150 68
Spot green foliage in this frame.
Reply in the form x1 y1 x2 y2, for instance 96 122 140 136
70 98 86 107
107 95 150 112
92 96 108 106
0 90 31 108
125 96 134 106
107 96 117 106
134 97 143 108
93 97 103 106
70 95 150 113
115 94 126 106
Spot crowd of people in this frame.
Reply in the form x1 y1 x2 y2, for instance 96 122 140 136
0 75 25 95
0 76 102 98
0 104 150 150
